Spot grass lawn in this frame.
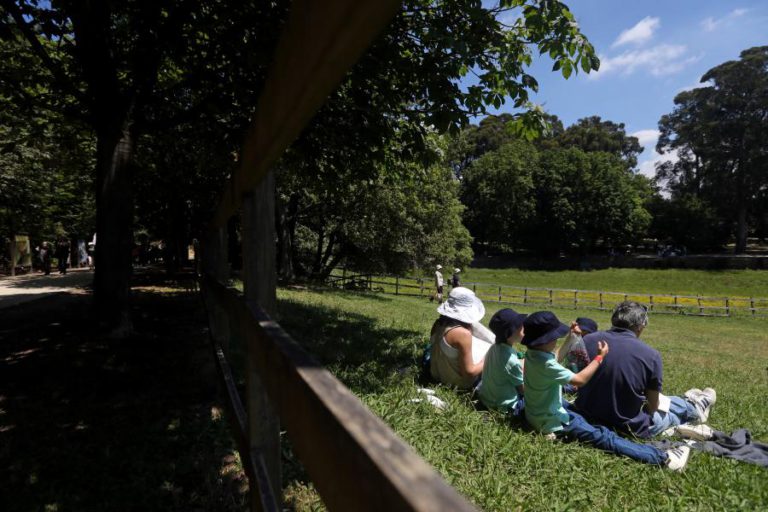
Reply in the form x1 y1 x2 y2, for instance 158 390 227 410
462 267 768 299
275 285 768 511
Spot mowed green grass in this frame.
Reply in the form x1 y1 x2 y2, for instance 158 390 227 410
463 267 768 299
275 286 768 512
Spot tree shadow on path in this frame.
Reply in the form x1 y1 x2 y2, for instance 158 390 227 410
0 285 246 512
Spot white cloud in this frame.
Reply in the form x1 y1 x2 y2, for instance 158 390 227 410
637 150 679 179
590 44 699 79
701 16 719 32
612 16 660 47
701 8 749 32
631 129 660 147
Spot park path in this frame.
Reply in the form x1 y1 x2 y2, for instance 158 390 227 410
0 268 93 309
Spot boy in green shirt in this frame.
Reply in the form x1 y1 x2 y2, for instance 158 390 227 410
477 309 527 416
522 311 691 471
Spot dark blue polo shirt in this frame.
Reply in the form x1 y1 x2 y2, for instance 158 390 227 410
574 327 663 439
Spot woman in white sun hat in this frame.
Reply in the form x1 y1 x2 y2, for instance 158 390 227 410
429 286 488 389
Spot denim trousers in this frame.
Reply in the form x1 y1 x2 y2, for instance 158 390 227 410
648 396 698 437
558 408 668 465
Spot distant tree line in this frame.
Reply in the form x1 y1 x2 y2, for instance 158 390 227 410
452 46 768 256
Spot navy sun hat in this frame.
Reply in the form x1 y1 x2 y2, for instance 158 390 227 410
575 317 598 334
521 311 569 347
489 308 528 344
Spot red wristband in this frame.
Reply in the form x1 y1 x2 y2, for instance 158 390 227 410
594 355 604 364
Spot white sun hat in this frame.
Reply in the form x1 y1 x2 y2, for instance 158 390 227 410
436 264 442 270
454 268 461 273
437 287 485 324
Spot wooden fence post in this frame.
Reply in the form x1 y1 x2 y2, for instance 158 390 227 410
395 276 399 296
420 278 424 297
549 289 553 306
204 226 232 355
523 288 528 304
751 297 755 316
725 298 730 317
498 286 502 302
697 295 703 315
599 292 604 310
649 295 654 312
573 290 578 309
242 179 282 509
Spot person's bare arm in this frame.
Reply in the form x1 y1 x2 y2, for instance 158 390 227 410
645 389 660 414
446 327 483 378
569 340 609 387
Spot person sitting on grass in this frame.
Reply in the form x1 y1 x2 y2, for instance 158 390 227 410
477 308 528 417
522 310 691 471
574 301 716 440
429 287 487 390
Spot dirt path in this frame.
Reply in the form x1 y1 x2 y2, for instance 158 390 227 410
0 273 247 512
0 268 93 309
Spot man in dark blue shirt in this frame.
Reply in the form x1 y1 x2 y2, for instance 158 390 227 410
574 301 716 439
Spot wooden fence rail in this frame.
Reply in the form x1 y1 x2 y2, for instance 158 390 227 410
201 274 478 511
326 270 768 319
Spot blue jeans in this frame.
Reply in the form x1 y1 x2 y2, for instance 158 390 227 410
648 396 698 437
558 408 667 465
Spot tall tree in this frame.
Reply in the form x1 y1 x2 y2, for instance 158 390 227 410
0 0 284 331
656 46 768 253
460 139 537 251
557 116 643 170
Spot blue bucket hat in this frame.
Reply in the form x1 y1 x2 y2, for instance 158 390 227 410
489 308 528 344
575 317 598 334
521 311 569 348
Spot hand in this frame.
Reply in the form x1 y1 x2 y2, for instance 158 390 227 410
597 340 609 357
570 321 582 335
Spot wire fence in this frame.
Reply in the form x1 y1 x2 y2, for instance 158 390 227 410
327 269 768 318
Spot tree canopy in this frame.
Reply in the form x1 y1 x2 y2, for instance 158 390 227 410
656 46 768 253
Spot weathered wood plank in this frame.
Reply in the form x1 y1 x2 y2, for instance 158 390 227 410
242 186 282 506
204 276 478 512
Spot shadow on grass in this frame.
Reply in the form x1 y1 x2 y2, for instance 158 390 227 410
0 288 246 512
276 294 422 395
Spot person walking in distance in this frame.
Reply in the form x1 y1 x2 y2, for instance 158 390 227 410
433 264 444 303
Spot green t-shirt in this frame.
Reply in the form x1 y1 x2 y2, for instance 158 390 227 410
478 344 523 413
523 349 575 433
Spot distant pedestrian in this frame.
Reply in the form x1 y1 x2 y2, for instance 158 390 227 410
39 241 52 275
452 268 461 288
55 237 70 274
433 265 444 303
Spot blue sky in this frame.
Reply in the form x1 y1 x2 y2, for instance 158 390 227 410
479 0 768 177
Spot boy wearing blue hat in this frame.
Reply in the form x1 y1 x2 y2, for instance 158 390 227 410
522 310 691 471
477 308 528 416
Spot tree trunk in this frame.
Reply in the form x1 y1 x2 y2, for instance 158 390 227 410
93 121 135 335
735 204 748 254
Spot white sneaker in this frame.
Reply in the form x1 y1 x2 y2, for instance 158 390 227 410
684 387 716 424
544 433 557 441
665 445 691 472
661 426 678 437
676 423 715 441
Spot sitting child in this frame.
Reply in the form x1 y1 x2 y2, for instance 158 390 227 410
477 309 528 417
522 310 691 471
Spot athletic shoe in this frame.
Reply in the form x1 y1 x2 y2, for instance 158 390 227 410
665 445 691 472
676 423 715 441
661 426 678 437
684 387 716 424
544 433 557 441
